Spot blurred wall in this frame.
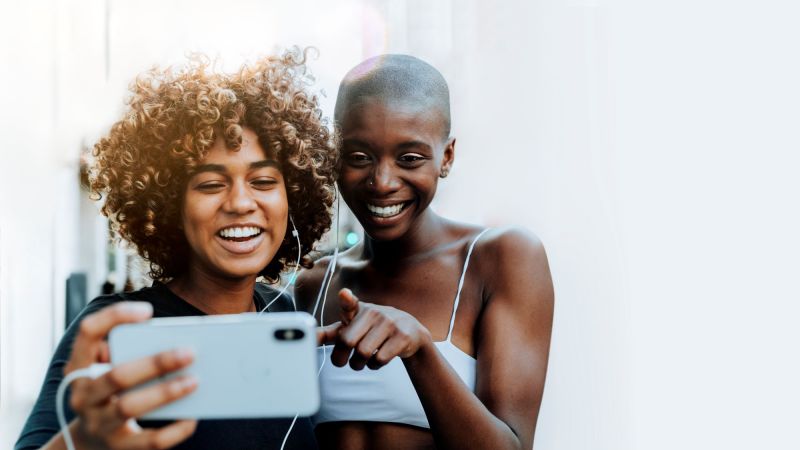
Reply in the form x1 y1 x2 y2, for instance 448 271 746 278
2 1 799 449
0 0 109 446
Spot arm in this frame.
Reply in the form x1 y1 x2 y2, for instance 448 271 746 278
15 299 115 450
17 302 198 450
406 228 553 449
331 228 554 449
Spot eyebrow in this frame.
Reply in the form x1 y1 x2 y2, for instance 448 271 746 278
342 139 432 153
397 141 432 152
192 159 280 175
342 138 372 149
250 160 280 170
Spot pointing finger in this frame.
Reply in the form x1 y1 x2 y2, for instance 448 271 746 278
338 289 359 326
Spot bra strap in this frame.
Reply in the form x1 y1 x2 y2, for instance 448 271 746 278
446 228 491 342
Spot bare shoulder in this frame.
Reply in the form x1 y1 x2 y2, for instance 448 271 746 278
473 227 553 305
294 256 333 314
476 226 548 267
294 246 362 314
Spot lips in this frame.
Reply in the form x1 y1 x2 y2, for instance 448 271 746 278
215 225 265 254
218 225 263 240
366 202 406 218
362 200 414 226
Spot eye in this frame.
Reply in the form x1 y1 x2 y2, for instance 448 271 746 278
196 181 226 192
345 151 372 167
251 178 279 190
397 153 427 167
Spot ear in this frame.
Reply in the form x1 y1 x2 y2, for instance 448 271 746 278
439 137 456 178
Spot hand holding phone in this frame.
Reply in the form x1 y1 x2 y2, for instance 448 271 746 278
63 302 198 450
109 311 319 420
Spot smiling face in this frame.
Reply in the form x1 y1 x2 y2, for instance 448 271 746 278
181 128 288 280
337 98 454 241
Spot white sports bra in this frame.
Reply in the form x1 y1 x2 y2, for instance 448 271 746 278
313 229 490 429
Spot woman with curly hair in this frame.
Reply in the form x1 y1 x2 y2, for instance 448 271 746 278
15 50 337 450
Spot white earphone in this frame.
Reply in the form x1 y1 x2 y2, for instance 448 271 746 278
261 214 301 313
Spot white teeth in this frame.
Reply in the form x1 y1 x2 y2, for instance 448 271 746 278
219 226 262 239
366 203 405 218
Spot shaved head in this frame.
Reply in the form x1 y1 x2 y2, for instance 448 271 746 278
335 54 451 140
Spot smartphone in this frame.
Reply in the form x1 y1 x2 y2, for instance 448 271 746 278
108 312 319 420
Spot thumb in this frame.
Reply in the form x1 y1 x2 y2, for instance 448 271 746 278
338 288 359 325
316 322 343 346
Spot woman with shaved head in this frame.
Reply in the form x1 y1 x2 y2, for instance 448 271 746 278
298 55 554 449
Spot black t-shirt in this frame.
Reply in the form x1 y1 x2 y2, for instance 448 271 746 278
15 282 318 450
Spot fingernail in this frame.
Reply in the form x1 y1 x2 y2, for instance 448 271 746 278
171 375 196 393
180 375 198 390
174 348 194 362
119 302 153 315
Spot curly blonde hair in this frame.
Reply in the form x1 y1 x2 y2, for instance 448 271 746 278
91 49 337 282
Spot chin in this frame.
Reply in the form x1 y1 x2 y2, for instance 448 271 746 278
362 223 409 242
213 258 271 280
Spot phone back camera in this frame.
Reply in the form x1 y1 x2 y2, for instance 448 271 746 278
274 329 304 341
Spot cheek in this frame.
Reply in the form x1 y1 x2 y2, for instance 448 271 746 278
409 172 439 194
338 166 366 186
260 189 289 218
181 194 215 240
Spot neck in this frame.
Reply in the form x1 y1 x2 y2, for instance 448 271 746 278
362 209 449 266
168 266 257 315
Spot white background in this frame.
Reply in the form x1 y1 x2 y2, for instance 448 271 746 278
1 1 799 449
